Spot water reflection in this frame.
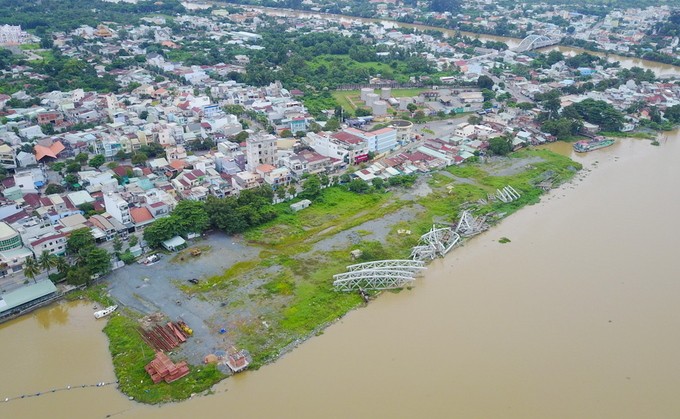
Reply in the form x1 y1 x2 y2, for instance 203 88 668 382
34 303 69 329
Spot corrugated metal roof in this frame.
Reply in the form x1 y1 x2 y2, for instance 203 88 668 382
0 280 57 314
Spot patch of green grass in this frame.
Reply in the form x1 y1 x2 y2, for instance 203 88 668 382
262 272 296 296
104 314 225 404
601 131 655 139
65 284 115 306
499 237 511 244
19 43 40 50
183 260 258 293
246 187 400 248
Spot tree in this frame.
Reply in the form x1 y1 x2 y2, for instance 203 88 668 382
481 89 496 102
372 177 385 190
477 75 494 89
276 187 286 200
89 154 105 168
665 104 680 123
173 200 210 233
324 117 340 131
55 256 68 275
112 236 123 255
86 248 111 277
75 153 89 164
301 175 321 199
64 174 79 188
406 103 418 113
348 178 370 193
45 183 65 194
139 110 149 120
413 110 426 123
468 115 483 125
280 129 293 138
488 136 513 156
66 162 81 173
67 228 95 255
143 217 180 248
23 257 41 284
115 150 128 160
128 235 139 248
542 118 583 140
38 250 57 275
66 266 90 286
131 152 148 165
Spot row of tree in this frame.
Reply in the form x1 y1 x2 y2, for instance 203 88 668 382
142 186 277 247
22 228 112 286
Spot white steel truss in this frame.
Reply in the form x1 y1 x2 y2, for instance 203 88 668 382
333 269 416 292
495 185 521 203
346 259 426 272
455 210 488 237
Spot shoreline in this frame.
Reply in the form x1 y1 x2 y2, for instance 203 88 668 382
97 147 583 404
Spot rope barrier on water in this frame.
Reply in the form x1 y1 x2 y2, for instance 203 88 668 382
1 380 119 403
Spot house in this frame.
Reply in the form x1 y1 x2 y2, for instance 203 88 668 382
34 141 65 162
28 231 67 256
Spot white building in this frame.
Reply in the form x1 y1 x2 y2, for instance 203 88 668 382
246 133 277 172
103 193 132 226
0 25 27 45
343 127 397 154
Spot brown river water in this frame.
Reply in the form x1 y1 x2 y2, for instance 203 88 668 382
2 129 679 418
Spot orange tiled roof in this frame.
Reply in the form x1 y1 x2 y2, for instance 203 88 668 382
34 141 65 161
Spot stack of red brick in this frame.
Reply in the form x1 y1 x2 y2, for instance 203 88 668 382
144 352 190 384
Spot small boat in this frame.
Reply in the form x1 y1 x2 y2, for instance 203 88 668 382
94 305 118 319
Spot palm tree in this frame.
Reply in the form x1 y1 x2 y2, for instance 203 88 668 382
23 257 41 284
38 250 57 275
55 256 69 275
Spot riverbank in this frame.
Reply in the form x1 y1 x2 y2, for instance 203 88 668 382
5 132 680 418
99 148 581 404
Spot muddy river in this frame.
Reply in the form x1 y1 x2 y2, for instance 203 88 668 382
2 130 679 418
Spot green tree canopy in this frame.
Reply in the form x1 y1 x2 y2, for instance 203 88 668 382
173 200 210 234
67 228 95 255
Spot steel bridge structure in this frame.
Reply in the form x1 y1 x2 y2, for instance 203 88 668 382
333 269 418 292
346 260 426 272
514 35 558 53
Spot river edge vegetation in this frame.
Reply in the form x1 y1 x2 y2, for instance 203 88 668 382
95 148 581 404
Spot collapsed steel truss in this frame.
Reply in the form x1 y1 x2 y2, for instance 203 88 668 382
346 259 425 272
495 185 521 203
410 225 460 261
455 210 488 237
333 269 417 291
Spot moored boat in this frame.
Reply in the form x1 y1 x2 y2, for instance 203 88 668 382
94 305 118 319
573 138 615 153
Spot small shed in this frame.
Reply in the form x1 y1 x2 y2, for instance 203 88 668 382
290 199 311 212
162 236 187 252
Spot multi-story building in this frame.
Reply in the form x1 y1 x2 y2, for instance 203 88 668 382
343 127 397 154
246 133 277 172
103 193 132 226
304 131 370 165
0 144 16 170
28 232 67 256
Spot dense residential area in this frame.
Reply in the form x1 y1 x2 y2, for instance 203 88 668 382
0 0 679 406
0 0 678 301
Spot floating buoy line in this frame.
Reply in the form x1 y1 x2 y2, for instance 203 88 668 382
2 380 118 403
